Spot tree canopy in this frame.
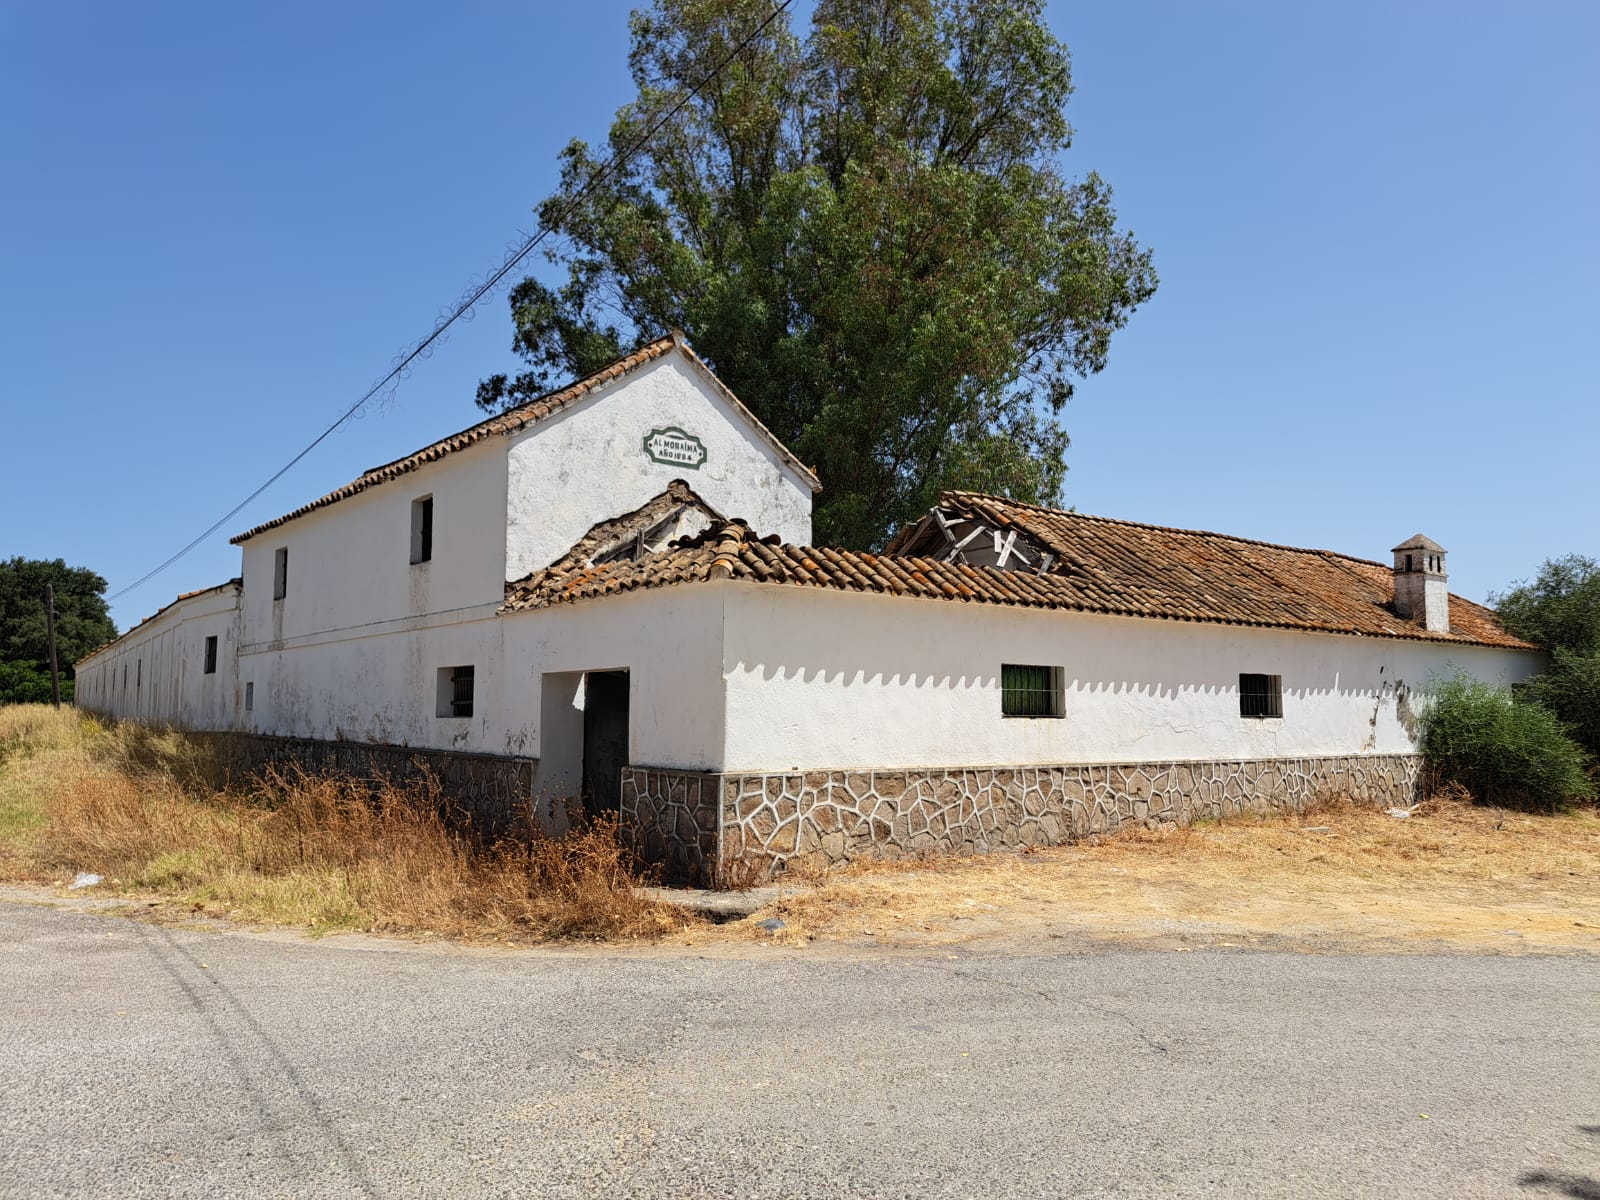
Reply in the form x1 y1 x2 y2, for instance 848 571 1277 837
1494 555 1600 659
0 557 118 704
478 0 1156 548
1495 554 1600 759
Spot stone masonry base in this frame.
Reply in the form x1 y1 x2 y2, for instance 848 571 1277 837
622 754 1422 887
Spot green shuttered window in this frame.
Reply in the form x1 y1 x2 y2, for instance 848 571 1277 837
1002 664 1064 718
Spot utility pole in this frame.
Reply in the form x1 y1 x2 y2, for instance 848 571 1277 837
45 583 61 708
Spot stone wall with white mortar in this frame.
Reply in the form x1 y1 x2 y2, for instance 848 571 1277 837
622 753 1424 886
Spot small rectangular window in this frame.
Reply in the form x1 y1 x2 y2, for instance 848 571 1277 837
1002 664 1064 718
273 547 288 600
203 636 218 675
437 665 475 718
1239 673 1283 719
410 496 434 564
244 681 254 711
136 659 142 689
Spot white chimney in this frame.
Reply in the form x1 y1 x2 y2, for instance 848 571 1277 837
1392 535 1449 632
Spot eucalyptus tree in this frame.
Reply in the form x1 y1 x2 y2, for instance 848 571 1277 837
479 0 1156 548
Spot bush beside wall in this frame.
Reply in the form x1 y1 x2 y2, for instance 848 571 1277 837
1422 676 1595 812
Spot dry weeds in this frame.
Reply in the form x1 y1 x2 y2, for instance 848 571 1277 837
0 705 689 941
6 705 1597 953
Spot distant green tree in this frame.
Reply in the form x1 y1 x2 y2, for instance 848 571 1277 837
1494 555 1600 656
1494 555 1600 758
0 660 64 705
0 558 117 705
478 0 1156 549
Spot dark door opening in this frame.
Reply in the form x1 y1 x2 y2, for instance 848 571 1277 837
581 671 630 820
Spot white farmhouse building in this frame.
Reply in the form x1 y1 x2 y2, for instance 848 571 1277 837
76 333 1540 883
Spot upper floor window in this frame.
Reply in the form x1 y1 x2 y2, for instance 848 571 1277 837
203 636 218 675
273 547 288 600
1239 673 1283 719
411 496 434 565
1002 664 1064 718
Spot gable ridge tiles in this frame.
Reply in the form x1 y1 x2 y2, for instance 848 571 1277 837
231 333 819 545
74 578 243 667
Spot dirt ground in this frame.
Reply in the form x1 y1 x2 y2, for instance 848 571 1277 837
690 795 1600 955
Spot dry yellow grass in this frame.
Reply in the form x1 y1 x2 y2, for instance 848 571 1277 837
0 705 689 941
6 705 1596 953
738 793 1600 953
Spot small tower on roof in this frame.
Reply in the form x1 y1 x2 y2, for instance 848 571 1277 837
1392 534 1449 632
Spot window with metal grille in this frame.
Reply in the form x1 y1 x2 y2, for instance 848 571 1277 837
1002 664 1064 718
1239 673 1283 719
273 547 288 600
437 665 475 718
203 636 218 675
410 496 433 564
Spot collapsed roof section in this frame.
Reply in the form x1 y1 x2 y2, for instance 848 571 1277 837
503 491 1534 649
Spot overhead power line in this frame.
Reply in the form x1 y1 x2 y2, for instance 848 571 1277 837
109 0 793 604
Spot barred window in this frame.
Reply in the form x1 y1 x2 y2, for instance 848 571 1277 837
203 636 218 675
273 547 288 600
1239 673 1283 719
437 665 475 718
1002 664 1064 718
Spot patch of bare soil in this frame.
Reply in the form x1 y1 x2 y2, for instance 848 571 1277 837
708 797 1600 955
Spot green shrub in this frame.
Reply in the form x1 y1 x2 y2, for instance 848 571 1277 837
1520 649 1600 760
1422 676 1595 812
1494 555 1600 758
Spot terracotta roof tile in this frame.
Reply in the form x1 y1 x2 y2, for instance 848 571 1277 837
502 493 1535 650
231 333 820 545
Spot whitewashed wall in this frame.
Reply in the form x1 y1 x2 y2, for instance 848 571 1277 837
502 586 727 790
236 585 726 795
75 584 242 730
504 352 815 580
236 437 509 652
717 584 1542 772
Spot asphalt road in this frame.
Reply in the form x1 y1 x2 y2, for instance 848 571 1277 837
2 903 1596 1199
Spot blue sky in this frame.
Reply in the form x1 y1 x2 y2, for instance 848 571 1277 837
2 1 1595 631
